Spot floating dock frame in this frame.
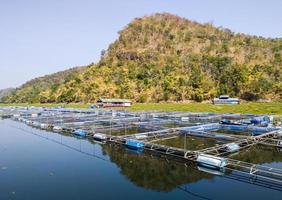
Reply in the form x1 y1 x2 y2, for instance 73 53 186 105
1 106 282 190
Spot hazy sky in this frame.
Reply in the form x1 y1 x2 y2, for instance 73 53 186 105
0 0 281 89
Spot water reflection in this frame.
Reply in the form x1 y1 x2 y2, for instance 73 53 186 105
155 135 227 150
103 127 148 136
1 120 282 200
102 144 214 192
212 129 252 136
8 120 217 195
230 145 282 165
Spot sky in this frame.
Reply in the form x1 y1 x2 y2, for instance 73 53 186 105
0 0 281 89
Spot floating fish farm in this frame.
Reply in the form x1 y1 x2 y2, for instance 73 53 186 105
1 106 282 191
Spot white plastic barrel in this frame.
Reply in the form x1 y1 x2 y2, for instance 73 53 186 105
223 142 240 152
197 154 228 169
93 133 107 141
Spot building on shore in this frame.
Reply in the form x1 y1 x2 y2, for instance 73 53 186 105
212 95 240 105
96 98 132 108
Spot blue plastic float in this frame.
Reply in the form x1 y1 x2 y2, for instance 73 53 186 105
125 139 145 150
74 129 87 137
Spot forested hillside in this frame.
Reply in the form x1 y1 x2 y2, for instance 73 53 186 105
0 88 14 102
4 67 86 103
5 13 282 103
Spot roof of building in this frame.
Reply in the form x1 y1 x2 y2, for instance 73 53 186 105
97 98 132 103
213 98 239 101
219 95 230 99
214 95 239 101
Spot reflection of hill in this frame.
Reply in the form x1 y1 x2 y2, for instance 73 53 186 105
230 145 282 164
158 135 226 150
102 144 213 192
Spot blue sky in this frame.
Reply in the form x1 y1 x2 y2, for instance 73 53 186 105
0 0 281 89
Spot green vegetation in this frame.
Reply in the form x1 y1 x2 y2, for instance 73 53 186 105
230 145 282 164
3 13 282 103
0 103 90 109
3 67 86 103
102 145 213 191
0 88 14 102
1 102 281 115
131 102 282 115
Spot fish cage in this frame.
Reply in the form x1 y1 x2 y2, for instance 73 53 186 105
150 134 232 151
3 106 282 187
229 145 282 164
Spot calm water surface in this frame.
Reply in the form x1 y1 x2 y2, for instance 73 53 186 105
0 120 281 200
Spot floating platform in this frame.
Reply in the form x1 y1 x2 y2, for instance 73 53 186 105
2 106 282 189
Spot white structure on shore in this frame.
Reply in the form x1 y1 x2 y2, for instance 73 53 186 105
212 95 240 105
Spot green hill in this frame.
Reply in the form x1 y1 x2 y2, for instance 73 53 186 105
0 88 15 102
4 67 86 103
5 13 282 103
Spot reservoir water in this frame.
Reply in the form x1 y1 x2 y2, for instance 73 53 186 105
0 119 281 200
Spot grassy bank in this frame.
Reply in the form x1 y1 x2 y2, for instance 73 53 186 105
0 103 90 109
0 102 281 115
131 102 282 115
